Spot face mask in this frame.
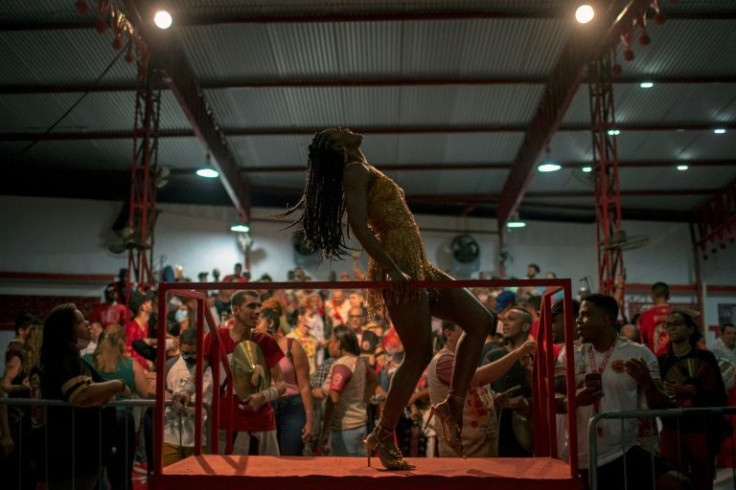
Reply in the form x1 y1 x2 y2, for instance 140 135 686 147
77 337 91 350
165 338 176 351
181 353 196 366
175 309 188 323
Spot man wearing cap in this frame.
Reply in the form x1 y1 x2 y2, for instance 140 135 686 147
91 283 128 328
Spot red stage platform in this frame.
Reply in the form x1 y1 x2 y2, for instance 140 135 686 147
155 455 582 490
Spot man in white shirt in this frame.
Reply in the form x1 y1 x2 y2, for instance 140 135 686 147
556 294 688 490
163 328 213 466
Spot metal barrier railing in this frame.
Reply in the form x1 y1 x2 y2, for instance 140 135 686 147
588 406 736 490
0 397 209 490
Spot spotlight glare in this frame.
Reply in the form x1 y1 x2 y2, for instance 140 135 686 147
639 82 654 89
714 128 726 134
607 129 621 136
582 166 593 173
676 165 689 171
537 162 562 173
230 224 251 233
506 220 527 229
196 168 219 178
575 5 595 24
154 10 173 29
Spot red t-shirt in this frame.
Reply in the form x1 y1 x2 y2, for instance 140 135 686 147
639 304 673 355
203 328 284 432
91 302 128 328
125 319 149 369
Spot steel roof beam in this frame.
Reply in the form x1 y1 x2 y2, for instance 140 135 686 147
114 1 251 221
496 0 676 228
4 122 733 141
249 186 717 201
240 159 736 173
3 75 736 95
2 8 735 31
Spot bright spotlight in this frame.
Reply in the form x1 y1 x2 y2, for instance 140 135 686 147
714 128 726 134
154 10 173 29
230 224 251 233
506 220 527 229
582 166 593 173
575 5 595 24
608 129 621 136
196 168 219 178
639 82 654 89
537 162 562 173
676 165 689 171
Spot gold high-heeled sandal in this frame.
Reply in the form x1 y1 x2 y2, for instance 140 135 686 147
426 393 465 457
363 425 415 471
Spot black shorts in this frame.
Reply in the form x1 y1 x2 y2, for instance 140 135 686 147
579 445 677 490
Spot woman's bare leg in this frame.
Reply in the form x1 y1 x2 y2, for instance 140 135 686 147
379 295 434 430
430 271 496 413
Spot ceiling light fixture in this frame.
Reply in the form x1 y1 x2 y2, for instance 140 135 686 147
575 5 595 24
676 165 689 171
196 154 219 178
230 224 251 233
607 129 621 136
506 215 527 229
714 128 726 134
196 168 219 178
154 10 173 29
582 166 593 173
639 81 654 89
537 162 562 173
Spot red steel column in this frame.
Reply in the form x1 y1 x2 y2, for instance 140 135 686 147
126 59 161 296
589 50 626 313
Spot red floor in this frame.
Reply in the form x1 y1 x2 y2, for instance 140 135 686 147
153 455 582 490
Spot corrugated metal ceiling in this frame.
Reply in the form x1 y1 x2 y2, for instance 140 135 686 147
1 0 735 223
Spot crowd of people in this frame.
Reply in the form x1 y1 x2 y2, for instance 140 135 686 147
1 128 734 490
2 266 734 489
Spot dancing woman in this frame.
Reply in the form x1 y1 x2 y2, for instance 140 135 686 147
283 128 497 470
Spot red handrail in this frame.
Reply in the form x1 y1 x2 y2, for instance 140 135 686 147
152 277 579 480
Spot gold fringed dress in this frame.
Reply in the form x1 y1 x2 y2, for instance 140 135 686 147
365 171 444 310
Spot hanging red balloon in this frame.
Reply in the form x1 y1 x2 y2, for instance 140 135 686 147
95 17 108 34
112 34 123 50
75 0 89 15
612 64 622 76
654 12 666 24
639 33 650 46
623 48 634 61
125 43 135 63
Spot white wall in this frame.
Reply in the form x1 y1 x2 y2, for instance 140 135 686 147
0 195 733 340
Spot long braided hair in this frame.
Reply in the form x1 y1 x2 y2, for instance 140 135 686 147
281 130 351 259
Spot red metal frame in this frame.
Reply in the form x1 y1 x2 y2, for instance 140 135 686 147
5 122 734 141
694 179 736 260
496 0 656 228
152 278 578 483
4 75 736 95
6 7 734 31
589 50 626 314
125 61 161 297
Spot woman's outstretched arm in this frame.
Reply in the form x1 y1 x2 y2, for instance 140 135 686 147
471 340 537 388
